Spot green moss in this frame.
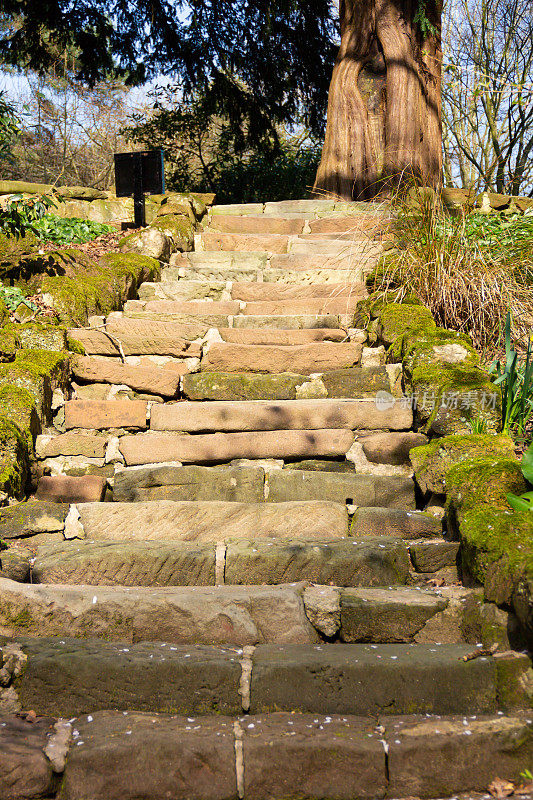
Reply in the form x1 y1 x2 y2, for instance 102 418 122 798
0 386 39 447
0 325 17 361
446 457 526 514
151 214 194 249
66 336 86 355
0 418 29 499
411 433 516 494
401 328 479 375
378 302 436 346
353 292 421 328
0 349 69 422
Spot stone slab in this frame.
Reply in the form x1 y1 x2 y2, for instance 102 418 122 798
123 309 232 328
58 712 237 800
249 643 499 715
242 297 363 316
262 268 356 284
209 203 265 215
242 713 386 800
0 501 68 540
309 216 390 233
225 538 410 586
361 431 429 465
71 356 181 398
231 282 363 301
65 400 147 430
113 464 265 502
119 429 354 465
76 500 349 543
182 372 314 401
35 475 106 503
321 367 391 397
340 587 448 642
350 507 442 538
138 279 227 301
68 318 206 356
209 215 304 234
33 540 216 586
410 541 461 572
268 254 362 270
15 638 242 717
0 578 316 645
384 714 533 799
150 399 412 433
0 714 56 800
35 433 108 459
268 470 415 508
232 314 343 330
218 327 346 345
198 231 290 253
201 342 362 373
141 299 241 315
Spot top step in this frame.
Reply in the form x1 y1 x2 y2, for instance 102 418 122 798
207 215 391 235
209 200 388 217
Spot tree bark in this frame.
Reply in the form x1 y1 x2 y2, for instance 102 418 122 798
314 0 442 200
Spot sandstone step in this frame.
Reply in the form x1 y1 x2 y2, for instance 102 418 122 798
0 578 317 645
268 254 368 270
207 214 305 233
308 215 392 233
68 318 205 356
72 499 349 542
231 314 348 329
267 469 415 508
29 536 410 588
197 231 292 253
118 430 354 465
4 709 532 800
350 507 442 539
200 342 363 373
130 299 241 316
149 399 412 433
182 368 392 401
71 355 181 398
170 250 267 270
196 231 381 256
218 327 349 345
35 475 106 504
210 202 266 214
8 637 529 718
64 400 148 430
240 297 363 315
170 264 356 285
410 540 461 573
138 279 228 302
230 282 365 301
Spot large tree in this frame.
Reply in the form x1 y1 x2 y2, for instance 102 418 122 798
0 0 442 199
314 0 442 199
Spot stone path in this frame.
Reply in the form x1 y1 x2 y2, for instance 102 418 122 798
2 199 533 799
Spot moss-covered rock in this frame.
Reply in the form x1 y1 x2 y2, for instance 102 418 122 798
446 457 526 516
119 227 171 263
353 292 422 329
157 197 195 222
0 418 30 500
401 328 479 375
0 322 67 354
87 198 133 223
151 214 194 252
0 386 40 447
0 349 69 423
377 303 436 347
411 434 516 494
0 325 17 361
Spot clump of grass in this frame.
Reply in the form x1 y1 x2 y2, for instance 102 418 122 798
372 186 533 353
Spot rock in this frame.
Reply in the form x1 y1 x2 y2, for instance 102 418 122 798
58 712 237 800
268 470 415 508
68 318 205 356
340 587 448 642
0 501 68 540
249 643 501 715
242 713 386 800
410 541 461 572
35 475 106 503
150 399 413 433
209 215 304 234
33 540 216 586
218 327 346 345
71 356 181 398
16 638 242 717
120 227 171 262
361 346 386 367
242 297 364 316
113 464 265 502
182 372 313 401
232 283 359 301
232 314 343 330
320 367 391 397
201 342 363 374
304 585 341 637
65 400 147 430
0 548 31 581
75 499 349 543
361 432 428 465
197 231 290 253
225 538 410 586
0 714 56 799
350 508 441 538
0 578 317 645
139 279 227 302
36 433 108 459
118 429 354 465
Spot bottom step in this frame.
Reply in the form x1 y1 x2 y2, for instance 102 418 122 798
2 638 530 718
2 709 533 800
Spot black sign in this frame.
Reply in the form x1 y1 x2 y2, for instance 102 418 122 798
114 149 165 227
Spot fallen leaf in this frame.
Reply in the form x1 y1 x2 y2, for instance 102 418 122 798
489 777 515 798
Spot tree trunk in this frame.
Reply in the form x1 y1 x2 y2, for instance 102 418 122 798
314 0 442 200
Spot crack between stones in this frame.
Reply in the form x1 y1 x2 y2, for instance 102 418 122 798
215 542 227 585
238 645 255 713
233 720 245 799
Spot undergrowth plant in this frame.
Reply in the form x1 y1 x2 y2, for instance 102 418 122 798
32 215 114 245
373 186 533 352
0 193 58 239
489 313 533 441
506 442 533 512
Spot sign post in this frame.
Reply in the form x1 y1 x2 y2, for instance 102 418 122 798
114 149 165 228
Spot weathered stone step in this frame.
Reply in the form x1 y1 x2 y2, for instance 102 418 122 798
65 399 148 430
71 499 349 542
129 296 364 317
3 707 532 800
0 578 317 645
231 314 349 329
112 463 417 508
218 327 350 345
118 429 354 465
207 214 305 233
182 367 392 401
149 399 412 433
268 254 368 270
166 261 357 284
68 319 205 356
196 231 382 257
27 537 411 587
70 356 181 397
7 637 529 718
240 297 363 315
230 282 365 301
308 215 391 233
200 342 363 373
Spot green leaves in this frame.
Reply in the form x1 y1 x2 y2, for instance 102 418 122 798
31 215 113 245
0 193 58 239
0 284 37 313
506 442 533 512
489 312 533 440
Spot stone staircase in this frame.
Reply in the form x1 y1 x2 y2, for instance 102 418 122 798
2 199 533 800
